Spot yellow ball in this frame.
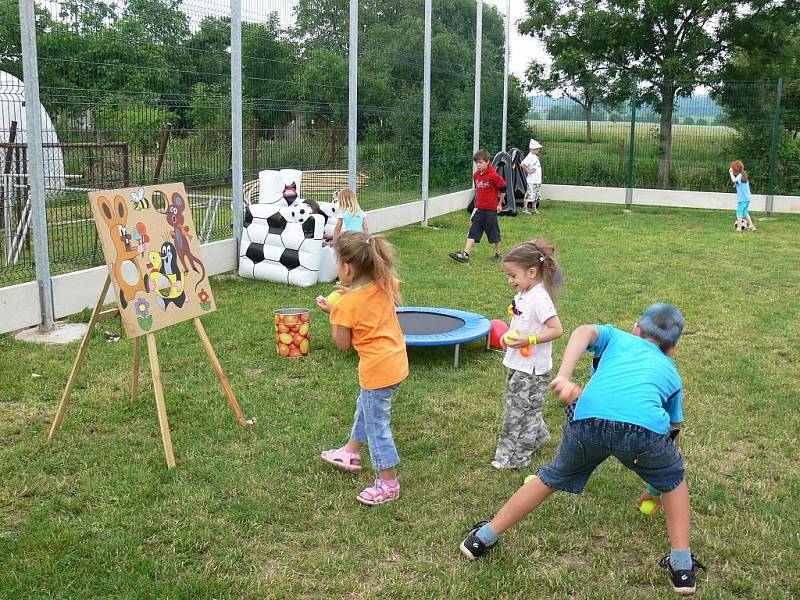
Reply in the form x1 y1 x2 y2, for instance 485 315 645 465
639 499 658 514
326 291 342 305
524 474 536 485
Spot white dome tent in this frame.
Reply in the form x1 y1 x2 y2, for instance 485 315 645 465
0 70 65 192
0 71 65 265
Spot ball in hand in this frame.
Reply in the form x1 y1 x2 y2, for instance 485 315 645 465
326 291 342 305
639 499 658 514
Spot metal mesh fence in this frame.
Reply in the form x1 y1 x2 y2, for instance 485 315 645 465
528 80 799 196
0 1 797 289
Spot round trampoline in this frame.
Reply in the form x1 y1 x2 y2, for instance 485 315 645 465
396 306 491 367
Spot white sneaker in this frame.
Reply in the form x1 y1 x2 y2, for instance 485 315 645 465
491 460 509 470
522 209 531 215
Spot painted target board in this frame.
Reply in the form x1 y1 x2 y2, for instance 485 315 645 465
89 183 215 338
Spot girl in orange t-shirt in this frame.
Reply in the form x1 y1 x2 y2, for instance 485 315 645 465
316 231 409 505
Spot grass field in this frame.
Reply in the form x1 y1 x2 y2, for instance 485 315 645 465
527 120 741 193
1 202 799 598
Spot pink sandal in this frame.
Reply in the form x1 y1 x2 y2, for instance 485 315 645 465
320 446 362 473
357 479 400 506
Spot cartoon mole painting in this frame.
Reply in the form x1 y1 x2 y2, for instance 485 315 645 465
146 242 188 310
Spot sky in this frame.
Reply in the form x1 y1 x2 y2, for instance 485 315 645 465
483 0 549 81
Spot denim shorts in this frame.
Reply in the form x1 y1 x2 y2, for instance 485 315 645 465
350 385 400 471
538 410 685 495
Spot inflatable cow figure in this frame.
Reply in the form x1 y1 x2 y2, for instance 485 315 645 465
238 169 338 286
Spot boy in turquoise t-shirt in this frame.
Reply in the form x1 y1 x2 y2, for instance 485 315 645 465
459 304 705 596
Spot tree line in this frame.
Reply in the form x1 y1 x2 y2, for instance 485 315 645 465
0 0 531 189
521 0 800 187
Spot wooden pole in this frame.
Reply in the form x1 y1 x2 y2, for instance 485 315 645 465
153 123 172 183
121 143 130 187
131 336 141 404
193 317 248 426
146 333 176 469
49 274 112 439
250 119 260 177
1 121 17 237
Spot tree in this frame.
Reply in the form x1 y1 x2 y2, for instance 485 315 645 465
521 1 628 143
713 7 800 193
522 0 796 187
183 16 231 90
0 0 57 80
122 0 189 48
56 0 115 34
242 16 300 131
293 0 530 185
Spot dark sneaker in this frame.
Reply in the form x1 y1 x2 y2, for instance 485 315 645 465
659 554 706 595
459 521 496 560
490 253 502 263
449 251 469 263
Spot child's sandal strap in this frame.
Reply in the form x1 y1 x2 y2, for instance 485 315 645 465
320 446 362 472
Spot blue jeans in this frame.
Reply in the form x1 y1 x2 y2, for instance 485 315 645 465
350 385 400 471
538 410 685 494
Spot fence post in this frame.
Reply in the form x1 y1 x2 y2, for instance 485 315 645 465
766 77 783 218
347 0 358 192
501 0 510 152
421 0 432 225
625 80 638 210
231 0 244 246
473 0 482 160
19 0 54 331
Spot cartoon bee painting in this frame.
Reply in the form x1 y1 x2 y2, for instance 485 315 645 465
131 187 150 211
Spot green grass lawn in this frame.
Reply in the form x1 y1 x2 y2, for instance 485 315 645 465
1 202 799 598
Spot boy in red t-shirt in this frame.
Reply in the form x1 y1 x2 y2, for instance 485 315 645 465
449 149 507 263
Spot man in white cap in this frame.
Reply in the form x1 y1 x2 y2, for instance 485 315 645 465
521 140 543 214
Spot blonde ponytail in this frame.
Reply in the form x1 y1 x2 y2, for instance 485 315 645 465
335 231 402 305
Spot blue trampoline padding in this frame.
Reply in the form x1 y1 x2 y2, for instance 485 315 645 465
396 307 491 347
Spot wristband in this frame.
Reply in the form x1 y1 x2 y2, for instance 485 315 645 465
527 334 538 346
645 483 662 497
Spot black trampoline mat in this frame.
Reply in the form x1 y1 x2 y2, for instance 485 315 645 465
398 312 465 335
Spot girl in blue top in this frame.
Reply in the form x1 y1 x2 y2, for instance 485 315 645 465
729 160 755 232
333 188 368 241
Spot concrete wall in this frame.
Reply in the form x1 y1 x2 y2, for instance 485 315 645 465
0 192 472 335
368 189 472 233
2 184 797 334
2 239 238 335
542 184 800 214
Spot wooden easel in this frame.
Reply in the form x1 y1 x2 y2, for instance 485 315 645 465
48 274 252 469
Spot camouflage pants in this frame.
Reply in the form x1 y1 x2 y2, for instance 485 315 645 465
525 184 542 208
494 369 552 469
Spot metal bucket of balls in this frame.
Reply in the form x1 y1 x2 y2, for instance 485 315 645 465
274 308 311 358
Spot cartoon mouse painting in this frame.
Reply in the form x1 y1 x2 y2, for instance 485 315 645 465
166 192 206 291
97 194 147 309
